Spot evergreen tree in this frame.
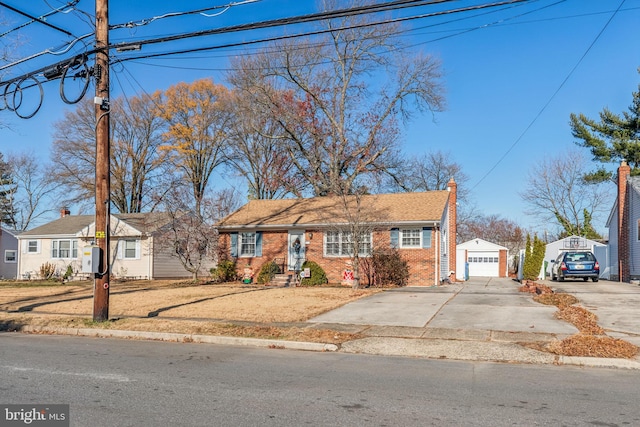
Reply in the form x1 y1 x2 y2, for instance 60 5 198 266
0 153 16 227
570 70 640 182
523 234 546 281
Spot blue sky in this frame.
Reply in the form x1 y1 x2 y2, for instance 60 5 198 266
1 0 639 233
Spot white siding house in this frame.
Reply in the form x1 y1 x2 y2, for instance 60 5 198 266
17 213 215 280
607 161 640 282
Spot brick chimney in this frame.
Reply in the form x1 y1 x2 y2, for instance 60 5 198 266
618 161 631 282
60 207 71 218
447 177 457 279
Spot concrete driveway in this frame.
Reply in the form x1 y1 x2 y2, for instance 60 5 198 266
541 279 640 346
309 277 577 335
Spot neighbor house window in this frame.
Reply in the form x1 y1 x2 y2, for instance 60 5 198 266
324 231 371 257
119 239 139 259
52 240 78 259
27 240 39 253
5 250 16 263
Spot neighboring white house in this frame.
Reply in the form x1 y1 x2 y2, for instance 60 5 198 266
1 226 19 279
606 161 640 282
543 235 608 279
16 212 215 280
456 238 508 280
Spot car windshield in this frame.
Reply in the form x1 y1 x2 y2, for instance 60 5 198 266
565 252 595 262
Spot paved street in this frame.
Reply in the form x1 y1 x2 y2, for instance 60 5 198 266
2 334 640 427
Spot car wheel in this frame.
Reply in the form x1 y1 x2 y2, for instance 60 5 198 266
592 277 599 282
583 277 589 282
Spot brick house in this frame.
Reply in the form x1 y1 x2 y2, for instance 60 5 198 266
606 160 640 282
217 180 457 286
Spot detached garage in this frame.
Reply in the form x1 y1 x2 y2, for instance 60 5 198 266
456 238 508 280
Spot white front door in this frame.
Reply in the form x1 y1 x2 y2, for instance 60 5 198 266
288 231 305 271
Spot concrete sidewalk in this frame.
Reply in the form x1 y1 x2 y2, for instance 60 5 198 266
307 277 640 369
7 277 640 369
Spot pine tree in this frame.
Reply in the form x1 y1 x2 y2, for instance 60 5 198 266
570 70 640 181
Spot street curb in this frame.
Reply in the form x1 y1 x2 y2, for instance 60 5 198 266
16 325 339 352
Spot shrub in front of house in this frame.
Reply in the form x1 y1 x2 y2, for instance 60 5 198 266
39 262 56 280
362 247 409 287
299 260 328 286
211 260 237 283
256 261 282 284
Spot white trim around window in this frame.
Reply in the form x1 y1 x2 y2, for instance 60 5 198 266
399 228 422 248
4 250 17 263
51 239 78 259
323 230 372 257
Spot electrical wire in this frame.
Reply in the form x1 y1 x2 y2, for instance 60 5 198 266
0 0 76 36
109 0 462 52
0 32 93 71
111 0 531 64
0 0 79 38
109 0 261 30
470 0 628 191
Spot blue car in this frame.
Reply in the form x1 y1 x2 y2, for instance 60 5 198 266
551 251 600 282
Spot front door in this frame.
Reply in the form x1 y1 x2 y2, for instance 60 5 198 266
288 231 305 271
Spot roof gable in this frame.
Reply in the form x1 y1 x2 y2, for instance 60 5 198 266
18 212 172 238
457 238 507 251
218 191 450 228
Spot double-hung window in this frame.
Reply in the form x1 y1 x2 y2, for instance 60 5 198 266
230 232 262 258
52 240 78 259
400 229 421 248
240 233 256 257
123 239 138 259
324 231 371 257
27 240 39 253
5 250 17 263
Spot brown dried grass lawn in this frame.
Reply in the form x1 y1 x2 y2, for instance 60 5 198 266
0 280 377 343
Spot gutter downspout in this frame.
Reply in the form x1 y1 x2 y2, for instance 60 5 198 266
435 225 440 287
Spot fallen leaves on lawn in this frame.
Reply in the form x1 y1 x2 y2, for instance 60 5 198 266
546 334 638 359
522 282 639 359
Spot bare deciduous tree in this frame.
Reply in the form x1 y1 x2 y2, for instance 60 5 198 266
6 152 59 230
389 150 470 202
520 150 612 239
51 95 171 213
228 0 445 196
225 91 305 199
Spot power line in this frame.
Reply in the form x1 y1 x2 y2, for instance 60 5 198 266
111 0 531 64
470 0 628 191
0 0 76 36
0 0 79 38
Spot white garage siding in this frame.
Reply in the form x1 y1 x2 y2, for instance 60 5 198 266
466 251 500 277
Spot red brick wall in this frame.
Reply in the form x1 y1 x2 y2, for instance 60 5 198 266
618 161 631 282
447 179 457 277
499 249 507 278
218 228 438 286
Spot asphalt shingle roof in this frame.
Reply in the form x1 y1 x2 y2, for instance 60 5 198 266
217 191 451 228
19 212 171 236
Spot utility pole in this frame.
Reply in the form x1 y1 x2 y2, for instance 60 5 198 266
93 0 110 322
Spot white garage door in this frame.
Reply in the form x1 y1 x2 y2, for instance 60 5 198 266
467 251 499 277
